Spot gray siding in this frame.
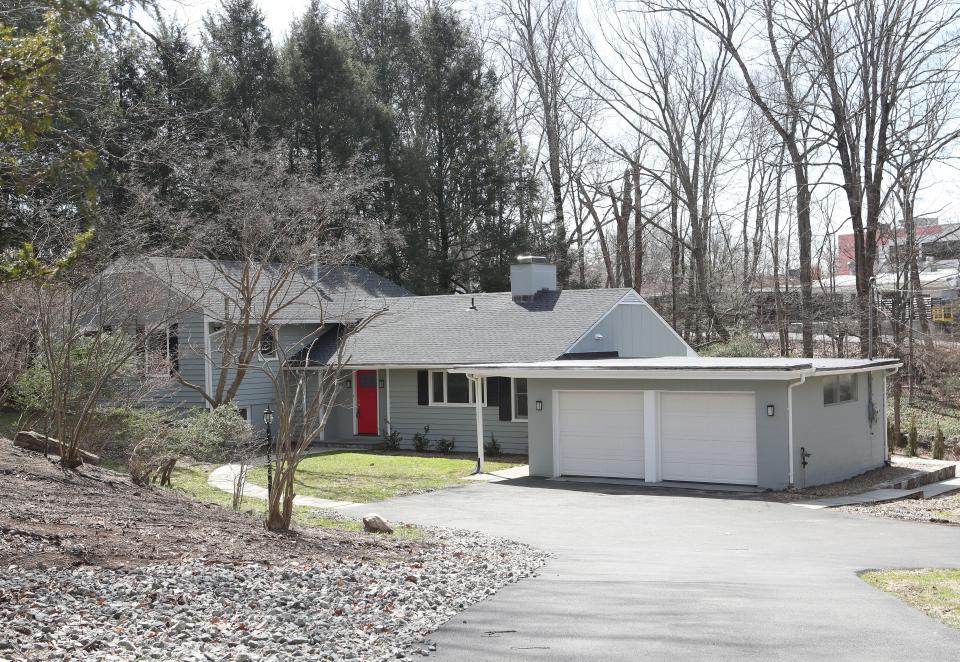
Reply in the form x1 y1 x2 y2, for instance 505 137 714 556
568 301 692 358
321 369 529 454
791 371 886 488
525 377 790 489
148 310 207 413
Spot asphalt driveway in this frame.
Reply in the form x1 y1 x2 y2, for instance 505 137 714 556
342 478 960 660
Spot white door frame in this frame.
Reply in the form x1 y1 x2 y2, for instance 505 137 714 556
552 389 646 479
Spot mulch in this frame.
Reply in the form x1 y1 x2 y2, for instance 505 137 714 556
0 439 429 571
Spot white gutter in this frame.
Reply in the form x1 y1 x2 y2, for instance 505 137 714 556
787 371 813 487
448 368 817 381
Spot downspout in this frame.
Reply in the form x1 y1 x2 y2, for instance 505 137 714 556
787 371 812 488
468 374 485 474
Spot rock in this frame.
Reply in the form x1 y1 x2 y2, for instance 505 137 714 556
362 514 394 534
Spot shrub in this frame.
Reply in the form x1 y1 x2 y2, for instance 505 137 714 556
933 425 946 460
700 334 771 358
381 422 402 451
177 403 257 464
886 420 896 455
908 419 918 457
412 425 431 453
434 437 455 453
484 433 502 457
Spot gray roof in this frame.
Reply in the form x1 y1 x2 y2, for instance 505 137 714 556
298 288 635 366
139 257 410 323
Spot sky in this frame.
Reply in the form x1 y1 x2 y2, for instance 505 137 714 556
163 0 315 39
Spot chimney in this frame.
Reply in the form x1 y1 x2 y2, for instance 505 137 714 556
510 255 557 301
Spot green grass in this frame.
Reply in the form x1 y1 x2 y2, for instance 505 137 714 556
862 569 960 630
168 462 425 538
247 451 525 503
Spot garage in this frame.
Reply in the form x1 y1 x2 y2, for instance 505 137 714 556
659 392 758 485
556 391 644 478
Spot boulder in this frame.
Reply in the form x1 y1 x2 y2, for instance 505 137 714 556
362 513 394 534
13 431 100 466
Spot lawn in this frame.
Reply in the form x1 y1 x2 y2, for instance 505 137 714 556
247 451 525 503
168 461 424 538
861 568 960 630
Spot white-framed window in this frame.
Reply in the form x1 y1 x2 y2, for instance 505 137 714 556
429 370 485 406
259 328 277 359
236 406 250 422
512 377 528 421
823 373 857 406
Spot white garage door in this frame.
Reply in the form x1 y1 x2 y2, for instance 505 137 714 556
660 392 757 485
557 391 644 478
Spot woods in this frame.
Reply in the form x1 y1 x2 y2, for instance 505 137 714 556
5 0 960 492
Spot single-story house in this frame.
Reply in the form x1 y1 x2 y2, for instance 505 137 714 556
136 256 898 491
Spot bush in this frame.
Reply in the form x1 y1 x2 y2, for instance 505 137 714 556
177 403 257 464
908 419 918 457
412 425 431 453
700 334 771 358
887 420 896 455
381 422 402 451
484 433 502 457
434 437 455 453
933 425 946 460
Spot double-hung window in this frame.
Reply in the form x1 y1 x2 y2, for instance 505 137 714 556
429 370 485 406
512 378 528 421
823 373 857 405
142 323 179 376
259 328 277 359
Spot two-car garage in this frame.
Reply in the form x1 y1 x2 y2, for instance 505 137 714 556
455 356 898 491
556 390 757 486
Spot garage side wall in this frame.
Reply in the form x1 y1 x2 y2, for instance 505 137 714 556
791 371 886 488
526 378 791 489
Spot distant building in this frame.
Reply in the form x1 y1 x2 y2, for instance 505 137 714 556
835 217 960 275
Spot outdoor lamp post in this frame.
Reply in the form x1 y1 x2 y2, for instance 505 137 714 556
263 406 274 499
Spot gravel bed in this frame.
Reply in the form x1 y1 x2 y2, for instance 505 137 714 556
838 493 960 524
0 529 547 661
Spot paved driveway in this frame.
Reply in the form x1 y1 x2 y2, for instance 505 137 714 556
342 478 960 660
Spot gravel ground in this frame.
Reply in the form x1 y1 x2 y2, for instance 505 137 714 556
0 441 548 660
838 493 960 524
0 531 545 661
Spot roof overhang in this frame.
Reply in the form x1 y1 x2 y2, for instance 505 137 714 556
448 358 902 381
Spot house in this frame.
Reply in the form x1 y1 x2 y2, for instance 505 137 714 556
139 256 898 491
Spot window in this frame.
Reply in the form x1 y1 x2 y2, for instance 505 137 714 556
823 374 857 405
429 370 485 406
513 378 528 420
143 323 179 376
259 328 276 358
237 407 250 422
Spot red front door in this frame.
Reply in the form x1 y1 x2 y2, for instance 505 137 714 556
356 370 378 435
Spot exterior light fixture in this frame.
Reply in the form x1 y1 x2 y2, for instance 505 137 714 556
535 400 543 411
378 379 385 388
766 404 775 417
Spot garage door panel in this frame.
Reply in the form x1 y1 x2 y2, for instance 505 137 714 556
557 391 644 479
660 392 757 485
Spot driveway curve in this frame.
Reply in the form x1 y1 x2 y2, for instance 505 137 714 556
341 478 960 660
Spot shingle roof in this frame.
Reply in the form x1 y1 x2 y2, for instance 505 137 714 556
139 257 411 322
296 288 634 366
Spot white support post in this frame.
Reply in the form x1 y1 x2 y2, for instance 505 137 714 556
471 375 485 473
643 390 659 483
385 369 391 433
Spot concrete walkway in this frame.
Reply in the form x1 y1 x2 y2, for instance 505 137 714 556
461 465 530 482
207 463 357 509
793 474 960 509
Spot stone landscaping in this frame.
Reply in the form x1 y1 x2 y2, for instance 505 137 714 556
1 529 545 661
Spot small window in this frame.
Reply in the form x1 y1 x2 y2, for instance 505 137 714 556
237 407 249 422
429 370 484 406
513 378 528 420
259 329 276 357
824 374 857 405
